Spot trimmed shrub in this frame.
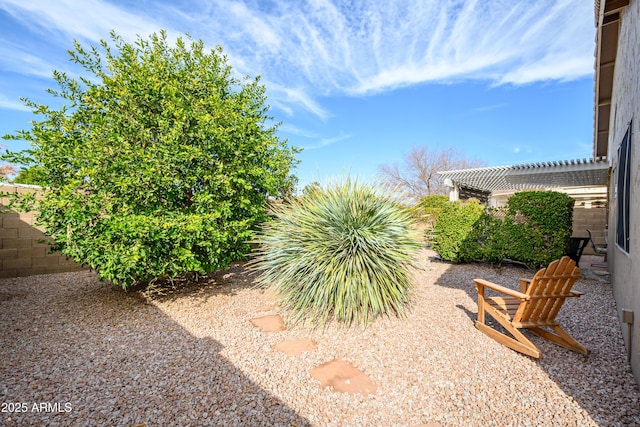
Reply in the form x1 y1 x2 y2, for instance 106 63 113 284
503 191 574 266
412 194 449 221
435 191 575 268
251 178 420 327
432 199 485 262
411 194 450 248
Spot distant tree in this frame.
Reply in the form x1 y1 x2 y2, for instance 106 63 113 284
379 146 485 199
0 164 16 182
12 166 46 186
2 30 299 288
0 145 16 181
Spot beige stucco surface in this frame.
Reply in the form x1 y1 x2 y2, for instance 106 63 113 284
607 0 640 384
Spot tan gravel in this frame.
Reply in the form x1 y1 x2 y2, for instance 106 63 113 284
1 248 639 426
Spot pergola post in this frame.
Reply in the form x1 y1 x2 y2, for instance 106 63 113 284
444 178 459 201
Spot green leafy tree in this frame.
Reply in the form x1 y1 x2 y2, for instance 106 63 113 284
2 30 299 288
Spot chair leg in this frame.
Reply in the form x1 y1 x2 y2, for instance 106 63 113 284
529 326 590 355
476 304 542 358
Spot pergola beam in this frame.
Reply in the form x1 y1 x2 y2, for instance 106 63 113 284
439 157 610 197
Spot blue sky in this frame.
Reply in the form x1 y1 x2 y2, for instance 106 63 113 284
0 0 596 188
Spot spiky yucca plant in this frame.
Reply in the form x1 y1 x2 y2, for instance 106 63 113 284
251 178 420 326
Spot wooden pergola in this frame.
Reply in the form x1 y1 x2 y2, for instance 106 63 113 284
439 157 610 202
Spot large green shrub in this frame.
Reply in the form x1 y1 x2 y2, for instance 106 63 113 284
435 191 574 267
251 178 420 326
2 30 298 288
502 191 574 266
411 194 450 248
432 199 485 262
507 191 574 231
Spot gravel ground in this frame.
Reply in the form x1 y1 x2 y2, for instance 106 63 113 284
1 248 639 427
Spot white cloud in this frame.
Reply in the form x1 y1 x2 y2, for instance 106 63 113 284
473 104 507 113
0 41 57 78
0 0 163 43
0 0 596 118
301 133 351 150
268 83 331 120
191 0 594 99
0 94 29 111
278 124 318 139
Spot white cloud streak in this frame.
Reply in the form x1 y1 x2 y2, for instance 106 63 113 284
0 0 595 118
0 0 162 43
300 133 352 150
0 94 29 111
0 40 58 79
192 0 595 103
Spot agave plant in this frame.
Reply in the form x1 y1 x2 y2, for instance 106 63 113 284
251 178 420 326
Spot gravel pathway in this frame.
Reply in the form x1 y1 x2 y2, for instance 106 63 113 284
1 249 638 426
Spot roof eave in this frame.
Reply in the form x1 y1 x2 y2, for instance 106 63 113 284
594 0 629 158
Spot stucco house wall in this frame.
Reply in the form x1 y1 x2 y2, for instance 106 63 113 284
606 0 640 383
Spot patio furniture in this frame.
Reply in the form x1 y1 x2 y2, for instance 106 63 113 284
586 229 608 256
586 229 608 268
474 256 589 358
568 236 590 264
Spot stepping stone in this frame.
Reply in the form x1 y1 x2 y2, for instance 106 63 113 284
310 359 377 395
272 338 318 356
250 314 286 332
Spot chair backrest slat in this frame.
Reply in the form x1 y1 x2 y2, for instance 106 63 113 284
514 257 581 324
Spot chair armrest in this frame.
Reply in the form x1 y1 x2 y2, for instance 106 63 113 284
520 278 531 293
474 279 530 300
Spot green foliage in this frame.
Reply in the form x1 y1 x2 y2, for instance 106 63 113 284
2 30 299 288
12 166 47 186
300 181 322 198
418 194 450 209
412 194 449 221
500 191 574 266
435 191 575 268
458 212 501 262
432 199 485 262
507 191 574 231
251 178 420 327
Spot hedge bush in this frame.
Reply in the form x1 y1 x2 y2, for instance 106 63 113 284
432 199 485 262
412 194 449 221
434 191 575 268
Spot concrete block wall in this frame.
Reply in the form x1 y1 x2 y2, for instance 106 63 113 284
572 206 608 255
1 184 85 278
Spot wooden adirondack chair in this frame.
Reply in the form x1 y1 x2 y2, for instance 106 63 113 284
474 256 589 358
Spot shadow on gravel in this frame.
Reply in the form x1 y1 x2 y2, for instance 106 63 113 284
429 257 640 426
0 270 310 427
132 261 261 303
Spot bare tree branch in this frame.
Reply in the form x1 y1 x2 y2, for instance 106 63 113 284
378 146 486 199
0 144 17 181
